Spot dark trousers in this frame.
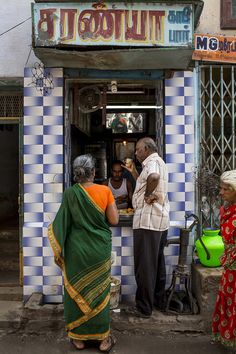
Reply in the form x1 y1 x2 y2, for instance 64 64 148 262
133 229 168 316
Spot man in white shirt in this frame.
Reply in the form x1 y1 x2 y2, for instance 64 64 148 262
124 137 170 318
103 161 133 209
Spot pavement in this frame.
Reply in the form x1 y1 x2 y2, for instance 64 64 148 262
0 293 208 335
2 295 233 354
0 329 230 354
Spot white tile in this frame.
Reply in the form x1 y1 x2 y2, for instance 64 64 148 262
122 247 133 257
184 86 194 96
184 124 194 134
121 266 134 276
112 238 122 247
121 227 133 237
44 212 58 224
42 267 62 276
23 286 42 295
43 247 54 257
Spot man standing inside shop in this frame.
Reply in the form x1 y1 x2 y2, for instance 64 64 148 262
124 137 170 318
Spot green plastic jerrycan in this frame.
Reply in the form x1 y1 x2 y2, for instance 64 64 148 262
195 228 224 267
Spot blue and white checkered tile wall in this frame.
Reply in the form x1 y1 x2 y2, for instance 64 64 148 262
165 71 195 290
23 67 64 303
23 69 195 303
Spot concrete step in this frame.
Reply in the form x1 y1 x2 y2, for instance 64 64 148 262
0 270 20 286
0 228 19 241
0 300 23 330
0 255 19 271
0 286 23 301
0 239 19 255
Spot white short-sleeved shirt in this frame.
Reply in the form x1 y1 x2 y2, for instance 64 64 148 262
132 153 170 231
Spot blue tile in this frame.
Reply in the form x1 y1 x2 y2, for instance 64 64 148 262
112 246 121 257
185 115 193 125
111 266 121 276
111 227 122 237
24 275 43 284
184 77 193 86
185 153 194 163
121 237 133 247
185 133 194 144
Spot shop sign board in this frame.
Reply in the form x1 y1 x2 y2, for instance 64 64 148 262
32 2 193 48
193 33 236 63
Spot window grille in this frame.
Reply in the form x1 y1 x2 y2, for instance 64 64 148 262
0 93 23 118
155 81 164 157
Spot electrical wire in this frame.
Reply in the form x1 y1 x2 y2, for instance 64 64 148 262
25 46 33 67
0 17 31 37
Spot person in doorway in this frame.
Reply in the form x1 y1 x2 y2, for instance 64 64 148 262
128 113 143 133
123 137 170 318
122 158 137 191
110 114 128 133
48 154 119 352
212 170 236 351
103 160 133 210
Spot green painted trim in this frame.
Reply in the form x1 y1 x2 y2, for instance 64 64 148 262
64 68 164 80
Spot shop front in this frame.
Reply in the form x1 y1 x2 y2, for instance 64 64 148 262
23 0 203 303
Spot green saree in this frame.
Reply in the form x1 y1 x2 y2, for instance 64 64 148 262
48 183 112 341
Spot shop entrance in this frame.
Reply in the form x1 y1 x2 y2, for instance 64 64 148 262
0 122 21 288
0 91 23 294
65 75 164 186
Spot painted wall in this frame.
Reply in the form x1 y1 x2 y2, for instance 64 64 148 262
196 0 236 35
0 0 38 78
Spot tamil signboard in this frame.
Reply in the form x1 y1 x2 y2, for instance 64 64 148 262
193 33 236 63
32 2 193 48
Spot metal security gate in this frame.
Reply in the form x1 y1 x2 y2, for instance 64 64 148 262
155 80 165 158
197 64 236 228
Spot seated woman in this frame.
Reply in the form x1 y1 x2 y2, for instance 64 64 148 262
103 160 133 209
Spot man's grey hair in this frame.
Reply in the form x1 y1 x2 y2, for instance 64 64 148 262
73 154 96 183
141 137 158 152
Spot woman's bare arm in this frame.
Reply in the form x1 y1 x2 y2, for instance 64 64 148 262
106 202 119 225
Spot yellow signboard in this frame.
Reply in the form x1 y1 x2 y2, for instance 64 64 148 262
32 2 193 48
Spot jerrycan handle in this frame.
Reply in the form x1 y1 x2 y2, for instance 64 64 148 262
199 236 211 260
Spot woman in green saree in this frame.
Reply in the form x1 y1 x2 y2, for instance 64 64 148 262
48 154 119 351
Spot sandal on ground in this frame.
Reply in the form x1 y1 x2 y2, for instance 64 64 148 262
99 334 117 353
70 339 85 350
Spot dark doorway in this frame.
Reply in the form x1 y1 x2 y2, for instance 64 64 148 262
0 123 20 287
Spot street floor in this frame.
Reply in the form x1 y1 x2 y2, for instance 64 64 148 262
0 329 234 354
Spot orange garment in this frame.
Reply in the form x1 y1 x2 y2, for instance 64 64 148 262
84 184 115 211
